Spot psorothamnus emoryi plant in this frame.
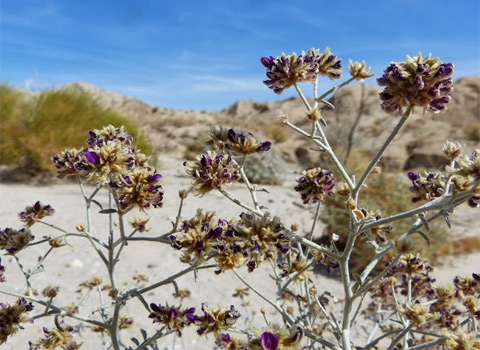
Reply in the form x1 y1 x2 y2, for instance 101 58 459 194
0 48 478 350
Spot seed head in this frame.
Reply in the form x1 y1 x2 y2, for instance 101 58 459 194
0 228 34 254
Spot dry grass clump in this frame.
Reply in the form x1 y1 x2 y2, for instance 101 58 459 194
0 84 150 176
464 122 480 141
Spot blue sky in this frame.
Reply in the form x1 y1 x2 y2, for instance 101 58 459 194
1 1 479 111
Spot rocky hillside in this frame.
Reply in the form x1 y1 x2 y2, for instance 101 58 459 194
60 76 480 175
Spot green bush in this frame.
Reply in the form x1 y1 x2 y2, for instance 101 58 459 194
0 84 151 174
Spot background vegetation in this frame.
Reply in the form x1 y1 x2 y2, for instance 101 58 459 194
0 84 151 176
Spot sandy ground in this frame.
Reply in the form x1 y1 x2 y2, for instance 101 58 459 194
1 156 479 349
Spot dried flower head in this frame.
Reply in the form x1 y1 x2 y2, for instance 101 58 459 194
349 60 375 81
118 315 134 330
207 127 271 155
128 216 150 233
335 182 351 197
228 212 290 272
78 276 103 290
42 286 59 299
261 48 341 94
86 124 133 148
407 171 445 202
215 333 246 350
149 303 196 336
110 168 163 211
52 148 92 179
294 167 336 204
0 227 34 254
306 108 321 122
48 237 65 248
28 323 81 350
454 274 480 298
397 301 431 326
184 151 240 195
456 148 480 179
232 287 249 300
443 329 480 350
279 252 310 282
19 201 55 227
83 141 135 184
0 298 34 344
377 53 454 114
196 303 240 336
443 141 463 161
170 209 231 264
245 325 303 350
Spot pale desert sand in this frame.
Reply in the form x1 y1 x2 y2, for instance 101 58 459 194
1 156 479 349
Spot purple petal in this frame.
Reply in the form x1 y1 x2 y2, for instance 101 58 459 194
260 332 279 350
84 151 101 164
147 173 162 183
256 141 272 152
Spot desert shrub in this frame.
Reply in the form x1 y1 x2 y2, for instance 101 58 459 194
464 122 480 141
0 84 32 165
0 50 478 350
321 173 452 272
0 85 151 173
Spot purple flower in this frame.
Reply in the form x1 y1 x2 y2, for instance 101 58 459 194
377 54 454 115
84 151 101 164
260 332 279 350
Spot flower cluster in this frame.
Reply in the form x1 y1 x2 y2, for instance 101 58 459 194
377 53 454 114
261 48 341 94
294 167 336 204
184 151 240 195
28 324 81 350
215 326 302 350
171 211 290 273
0 298 34 344
247 326 303 350
18 201 55 227
148 302 240 337
86 124 133 148
0 228 34 254
52 125 163 211
149 303 196 336
195 303 241 336
227 212 290 272
455 148 480 179
348 60 375 81
109 168 163 210
206 126 272 155
443 329 480 350
170 209 232 264
370 255 480 337
409 144 480 207
407 171 445 202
